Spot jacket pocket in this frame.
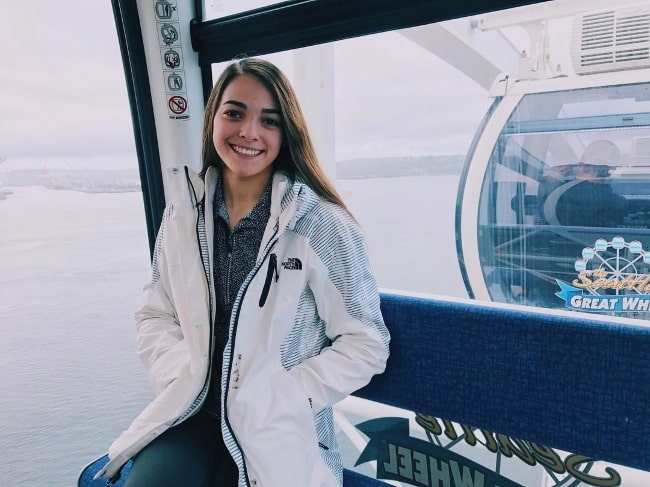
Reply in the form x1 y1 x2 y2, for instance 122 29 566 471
268 370 315 430
258 253 278 307
228 368 319 449
228 369 334 485
148 340 190 396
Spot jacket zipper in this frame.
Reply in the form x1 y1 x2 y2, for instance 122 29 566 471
225 234 234 307
174 171 214 424
223 233 279 486
258 253 278 307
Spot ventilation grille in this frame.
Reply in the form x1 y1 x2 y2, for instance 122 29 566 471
633 137 650 165
572 6 650 74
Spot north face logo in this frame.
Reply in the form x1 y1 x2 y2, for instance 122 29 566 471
281 257 303 270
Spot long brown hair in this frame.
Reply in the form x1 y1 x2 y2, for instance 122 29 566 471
200 57 350 214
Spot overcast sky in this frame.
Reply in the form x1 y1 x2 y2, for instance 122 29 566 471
1 1 578 168
2 1 136 164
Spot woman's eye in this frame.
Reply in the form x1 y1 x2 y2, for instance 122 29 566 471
263 117 281 128
223 110 241 119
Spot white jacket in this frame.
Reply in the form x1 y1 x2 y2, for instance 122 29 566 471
97 166 390 486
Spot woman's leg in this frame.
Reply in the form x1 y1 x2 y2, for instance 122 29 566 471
124 412 236 487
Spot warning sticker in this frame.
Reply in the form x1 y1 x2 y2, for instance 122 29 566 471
160 47 184 70
154 0 178 21
158 22 181 47
154 1 189 120
167 95 190 119
164 70 185 93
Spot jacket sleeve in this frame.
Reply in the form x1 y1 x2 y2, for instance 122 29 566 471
288 208 390 413
133 207 184 393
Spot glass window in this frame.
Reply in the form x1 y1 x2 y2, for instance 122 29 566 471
2 2 151 485
478 84 650 315
204 0 291 20
207 8 650 483
212 27 492 297
506 83 650 125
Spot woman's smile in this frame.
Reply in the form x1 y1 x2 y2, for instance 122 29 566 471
230 144 264 158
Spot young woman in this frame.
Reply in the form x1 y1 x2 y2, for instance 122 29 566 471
97 57 390 487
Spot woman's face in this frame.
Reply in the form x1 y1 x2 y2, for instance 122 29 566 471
213 74 283 184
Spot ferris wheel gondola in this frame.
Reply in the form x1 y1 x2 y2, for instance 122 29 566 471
456 5 650 312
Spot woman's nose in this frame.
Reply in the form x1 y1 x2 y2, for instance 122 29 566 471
239 119 259 140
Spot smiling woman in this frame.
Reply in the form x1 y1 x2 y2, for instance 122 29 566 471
96 56 389 487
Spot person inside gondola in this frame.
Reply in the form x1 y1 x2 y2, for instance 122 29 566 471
96 57 390 487
541 140 628 227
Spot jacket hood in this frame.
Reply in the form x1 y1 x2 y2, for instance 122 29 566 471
180 165 320 235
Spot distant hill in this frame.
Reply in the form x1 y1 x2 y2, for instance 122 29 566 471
337 154 466 179
0 155 468 187
0 168 141 190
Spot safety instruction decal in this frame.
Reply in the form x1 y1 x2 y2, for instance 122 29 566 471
153 0 190 120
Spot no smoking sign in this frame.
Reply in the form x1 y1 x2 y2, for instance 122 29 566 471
167 94 190 119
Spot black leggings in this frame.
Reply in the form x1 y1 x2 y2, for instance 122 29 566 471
124 412 239 487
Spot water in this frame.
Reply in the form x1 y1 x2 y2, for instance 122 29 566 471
0 186 153 486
